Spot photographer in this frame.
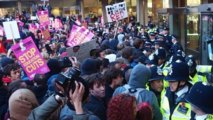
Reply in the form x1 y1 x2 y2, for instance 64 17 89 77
28 79 90 120
58 69 99 120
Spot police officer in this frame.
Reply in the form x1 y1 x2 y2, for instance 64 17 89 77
163 27 172 51
161 60 194 120
170 36 183 56
185 55 207 84
185 82 213 120
148 65 165 105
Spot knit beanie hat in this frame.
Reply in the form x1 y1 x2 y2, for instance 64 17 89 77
1 57 14 68
9 88 39 120
80 58 100 76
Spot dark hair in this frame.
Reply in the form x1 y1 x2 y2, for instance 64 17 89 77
122 47 134 59
8 80 28 97
3 63 20 76
0 70 3 86
104 68 123 85
133 38 143 49
33 74 47 86
86 73 105 89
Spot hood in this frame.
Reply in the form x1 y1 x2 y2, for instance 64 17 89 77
128 64 151 88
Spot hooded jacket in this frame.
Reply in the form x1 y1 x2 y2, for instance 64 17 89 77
113 64 162 120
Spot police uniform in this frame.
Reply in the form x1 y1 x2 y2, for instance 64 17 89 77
161 61 194 120
185 55 209 84
147 65 165 105
185 82 213 120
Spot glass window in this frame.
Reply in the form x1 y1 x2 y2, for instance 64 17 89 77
187 0 201 6
163 0 169 8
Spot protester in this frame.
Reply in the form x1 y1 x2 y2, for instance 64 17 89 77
84 73 106 120
107 94 137 120
103 68 123 104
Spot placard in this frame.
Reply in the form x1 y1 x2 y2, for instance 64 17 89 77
53 18 63 30
3 21 20 40
67 25 94 47
37 10 50 26
11 37 50 80
105 2 128 22
42 29 51 40
29 24 38 35
66 40 98 62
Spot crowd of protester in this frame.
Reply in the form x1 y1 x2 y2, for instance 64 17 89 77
0 3 213 120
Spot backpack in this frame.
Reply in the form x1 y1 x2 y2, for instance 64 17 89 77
122 84 145 102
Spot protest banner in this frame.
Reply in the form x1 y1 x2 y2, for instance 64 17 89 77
11 37 50 80
42 29 51 40
53 18 63 30
3 21 20 43
37 10 50 26
66 40 98 62
105 2 128 22
67 25 94 47
29 24 38 35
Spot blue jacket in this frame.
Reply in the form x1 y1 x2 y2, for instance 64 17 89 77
60 103 100 120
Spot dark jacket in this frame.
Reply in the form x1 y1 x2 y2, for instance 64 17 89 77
84 95 106 120
0 87 8 120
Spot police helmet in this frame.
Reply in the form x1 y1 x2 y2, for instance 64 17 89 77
155 47 166 59
185 55 197 72
149 65 164 81
165 60 189 81
186 82 213 114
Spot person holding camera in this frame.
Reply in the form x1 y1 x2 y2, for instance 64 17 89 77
84 73 107 120
28 73 99 120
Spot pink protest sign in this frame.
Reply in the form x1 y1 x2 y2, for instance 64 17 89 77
11 37 50 80
29 24 38 35
0 26 4 36
42 29 51 40
53 18 63 30
67 25 94 47
37 10 50 26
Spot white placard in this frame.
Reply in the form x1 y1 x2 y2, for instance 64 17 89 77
3 21 20 40
105 2 128 22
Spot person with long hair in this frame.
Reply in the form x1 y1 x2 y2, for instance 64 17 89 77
136 102 153 120
107 94 137 120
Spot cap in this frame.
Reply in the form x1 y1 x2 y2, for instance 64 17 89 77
149 32 155 36
149 65 164 81
185 82 213 114
165 60 189 81
163 27 169 31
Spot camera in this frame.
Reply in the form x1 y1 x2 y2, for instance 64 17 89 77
58 57 73 68
55 67 89 101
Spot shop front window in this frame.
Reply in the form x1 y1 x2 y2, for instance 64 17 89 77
187 0 201 6
163 0 169 8
186 14 200 58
